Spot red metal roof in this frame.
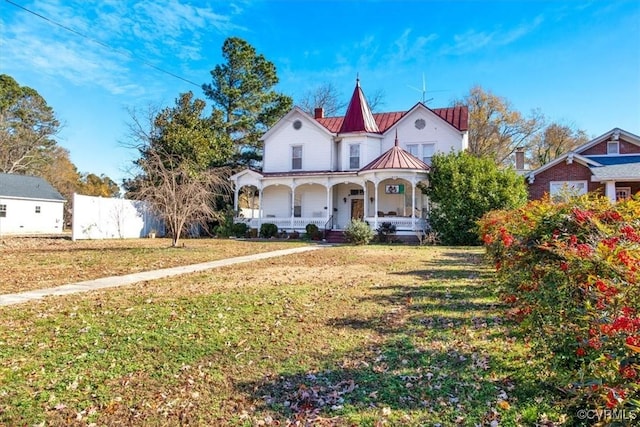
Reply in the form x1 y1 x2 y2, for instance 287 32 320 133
360 136 430 172
339 79 380 133
432 105 468 131
316 106 468 133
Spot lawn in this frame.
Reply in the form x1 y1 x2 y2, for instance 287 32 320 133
0 243 563 426
0 237 306 294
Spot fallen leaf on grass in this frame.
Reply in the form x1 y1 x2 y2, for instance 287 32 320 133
497 399 510 410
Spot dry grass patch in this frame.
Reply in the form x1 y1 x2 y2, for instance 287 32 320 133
0 245 561 426
0 237 306 294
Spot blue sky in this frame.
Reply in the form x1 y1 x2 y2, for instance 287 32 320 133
2 0 639 186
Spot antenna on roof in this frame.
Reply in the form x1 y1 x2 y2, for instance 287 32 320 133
408 73 448 105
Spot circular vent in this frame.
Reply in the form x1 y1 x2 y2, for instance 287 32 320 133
293 120 302 130
414 119 426 130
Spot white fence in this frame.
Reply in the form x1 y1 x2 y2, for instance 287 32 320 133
71 193 163 240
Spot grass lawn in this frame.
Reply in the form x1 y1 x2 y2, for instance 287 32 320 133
0 237 306 294
0 243 564 426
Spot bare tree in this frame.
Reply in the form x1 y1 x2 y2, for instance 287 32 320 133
297 82 347 117
132 148 232 247
454 85 545 165
528 122 588 168
297 82 386 116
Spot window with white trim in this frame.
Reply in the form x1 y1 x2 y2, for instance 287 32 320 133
422 143 435 165
0 204 6 218
293 194 302 217
349 144 360 169
291 145 302 170
550 181 588 198
607 141 619 155
616 187 631 200
407 144 419 157
35 206 41 214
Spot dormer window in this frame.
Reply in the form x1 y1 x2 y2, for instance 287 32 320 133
292 145 302 170
607 140 619 155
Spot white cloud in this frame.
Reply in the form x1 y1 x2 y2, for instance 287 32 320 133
389 28 438 63
443 15 544 55
2 0 245 96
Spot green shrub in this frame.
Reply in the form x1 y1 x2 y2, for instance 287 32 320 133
231 222 248 238
259 223 278 238
213 210 235 237
426 151 527 245
305 223 321 240
478 193 640 413
344 219 374 245
376 222 396 243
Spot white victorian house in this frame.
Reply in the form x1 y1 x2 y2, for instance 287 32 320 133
230 79 468 238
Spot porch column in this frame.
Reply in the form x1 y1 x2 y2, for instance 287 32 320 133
363 183 369 218
233 186 239 212
605 181 617 203
258 188 263 228
373 181 380 229
290 185 296 231
411 181 416 230
326 186 331 226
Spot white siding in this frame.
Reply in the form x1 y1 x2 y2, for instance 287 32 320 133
340 135 383 171
0 197 64 235
261 186 291 218
382 109 465 156
296 185 326 217
263 114 333 173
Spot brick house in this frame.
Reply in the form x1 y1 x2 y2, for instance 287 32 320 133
525 128 640 202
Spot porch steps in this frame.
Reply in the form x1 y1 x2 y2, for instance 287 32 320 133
325 230 347 244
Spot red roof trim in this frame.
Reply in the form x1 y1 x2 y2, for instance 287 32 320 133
360 145 430 172
316 106 468 134
339 81 380 133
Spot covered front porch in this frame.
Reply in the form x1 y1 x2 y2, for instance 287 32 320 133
230 170 430 236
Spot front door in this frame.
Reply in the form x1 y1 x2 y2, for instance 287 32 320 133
351 198 364 220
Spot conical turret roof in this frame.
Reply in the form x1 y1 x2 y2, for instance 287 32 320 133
339 78 380 133
360 132 430 171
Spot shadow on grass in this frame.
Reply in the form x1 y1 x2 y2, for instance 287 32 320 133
235 249 556 425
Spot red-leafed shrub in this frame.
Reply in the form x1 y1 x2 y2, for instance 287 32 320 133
478 193 640 413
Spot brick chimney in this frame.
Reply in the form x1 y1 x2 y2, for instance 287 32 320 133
515 148 525 170
314 107 324 119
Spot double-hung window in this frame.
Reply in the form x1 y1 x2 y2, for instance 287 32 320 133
407 144 419 157
292 145 302 170
0 204 6 218
422 143 435 165
349 144 360 169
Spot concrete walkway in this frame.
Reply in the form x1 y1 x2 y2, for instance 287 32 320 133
0 245 326 307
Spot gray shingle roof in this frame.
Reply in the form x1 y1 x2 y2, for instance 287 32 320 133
589 162 640 180
0 173 66 201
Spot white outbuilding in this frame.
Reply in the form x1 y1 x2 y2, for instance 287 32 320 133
0 173 65 235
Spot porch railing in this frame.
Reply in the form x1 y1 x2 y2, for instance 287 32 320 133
235 216 427 232
364 217 427 231
233 216 328 231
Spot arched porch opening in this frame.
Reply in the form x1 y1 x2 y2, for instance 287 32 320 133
330 180 366 230
363 177 429 232
236 185 260 220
